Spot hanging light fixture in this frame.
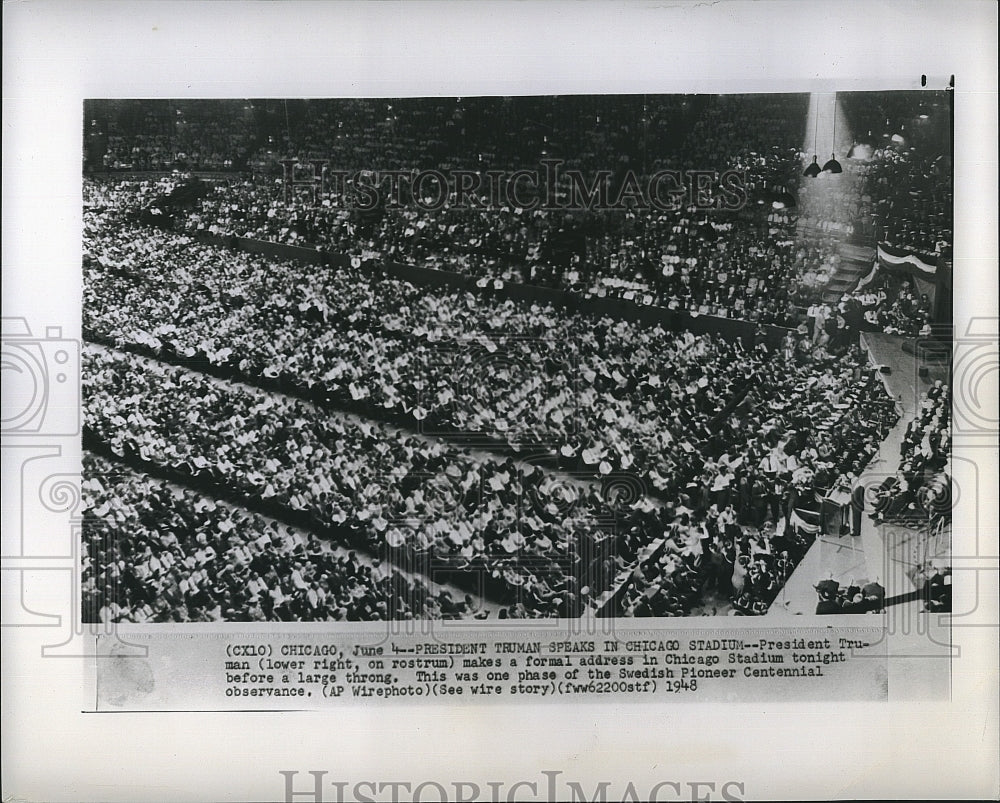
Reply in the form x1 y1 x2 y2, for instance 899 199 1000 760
822 94 842 173
822 154 843 173
771 186 797 209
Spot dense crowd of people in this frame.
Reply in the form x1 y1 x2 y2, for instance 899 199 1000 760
825 90 953 260
873 381 950 523
866 148 952 260
79 94 947 621
87 100 256 172
83 345 644 619
84 215 895 507
84 94 850 328
82 454 480 622
83 92 950 337
82 171 833 328
83 217 897 619
795 139 948 339
850 275 933 337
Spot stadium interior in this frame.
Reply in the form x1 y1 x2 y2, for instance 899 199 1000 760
80 93 953 622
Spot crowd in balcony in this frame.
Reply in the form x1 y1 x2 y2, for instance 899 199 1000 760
78 94 942 621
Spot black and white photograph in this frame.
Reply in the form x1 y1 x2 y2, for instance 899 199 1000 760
81 92 953 623
3 2 997 801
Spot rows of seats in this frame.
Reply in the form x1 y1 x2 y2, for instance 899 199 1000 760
79 94 936 620
86 95 844 328
83 205 897 619
83 345 648 618
82 453 478 622
84 218 889 505
88 99 256 171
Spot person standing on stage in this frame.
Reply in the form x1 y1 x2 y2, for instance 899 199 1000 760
850 472 866 538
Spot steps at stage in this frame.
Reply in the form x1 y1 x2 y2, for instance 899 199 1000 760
839 242 877 265
821 243 876 305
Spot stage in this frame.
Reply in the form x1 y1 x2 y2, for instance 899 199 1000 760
767 332 951 617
